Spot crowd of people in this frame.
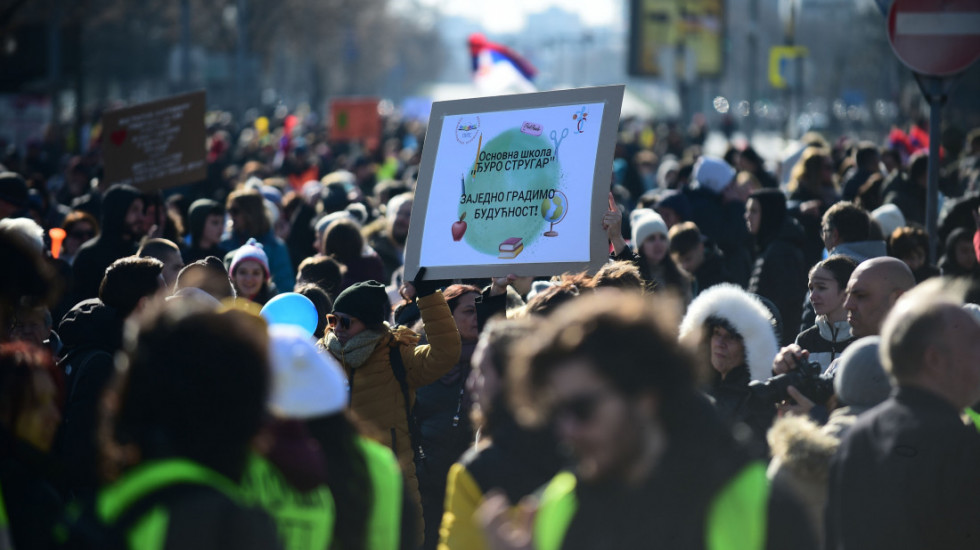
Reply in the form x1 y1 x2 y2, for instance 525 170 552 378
1 110 980 549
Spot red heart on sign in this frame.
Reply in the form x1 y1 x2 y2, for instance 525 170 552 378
110 129 127 146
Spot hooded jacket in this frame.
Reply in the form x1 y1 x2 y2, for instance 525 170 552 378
56 298 126 495
829 240 886 264
71 185 143 301
748 192 809 345
680 284 779 449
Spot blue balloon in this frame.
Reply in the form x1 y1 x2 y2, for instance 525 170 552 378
260 292 319 338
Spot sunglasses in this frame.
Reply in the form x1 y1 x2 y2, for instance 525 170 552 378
551 391 608 425
326 314 352 330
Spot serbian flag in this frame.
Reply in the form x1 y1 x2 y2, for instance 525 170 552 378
468 33 537 95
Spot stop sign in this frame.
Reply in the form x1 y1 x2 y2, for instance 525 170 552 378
887 0 980 76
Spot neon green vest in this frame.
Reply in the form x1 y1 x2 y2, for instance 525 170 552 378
966 408 980 433
358 437 404 550
97 459 243 550
534 461 769 550
240 453 335 550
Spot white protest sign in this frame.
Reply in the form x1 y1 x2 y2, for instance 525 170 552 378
404 85 624 280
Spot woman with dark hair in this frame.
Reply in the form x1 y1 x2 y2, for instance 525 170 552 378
745 189 809 345
440 318 562 550
60 210 99 265
679 283 780 448
939 227 980 278
184 199 229 264
89 304 280 549
222 188 295 292
795 255 858 371
242 325 413 550
414 284 481 549
0 342 64 550
322 218 385 293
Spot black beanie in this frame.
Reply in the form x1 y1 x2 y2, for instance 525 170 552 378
332 280 389 325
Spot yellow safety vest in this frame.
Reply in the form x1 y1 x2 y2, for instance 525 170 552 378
240 453 335 550
358 437 404 550
534 461 769 550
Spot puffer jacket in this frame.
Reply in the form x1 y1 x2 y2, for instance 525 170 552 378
324 291 461 530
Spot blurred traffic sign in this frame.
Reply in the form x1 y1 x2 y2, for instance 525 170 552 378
768 46 808 89
886 0 980 77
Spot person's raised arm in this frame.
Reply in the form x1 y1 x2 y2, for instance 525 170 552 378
603 192 628 256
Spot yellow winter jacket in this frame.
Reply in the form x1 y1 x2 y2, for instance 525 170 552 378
326 291 461 532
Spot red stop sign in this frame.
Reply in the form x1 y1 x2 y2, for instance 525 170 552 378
887 0 980 77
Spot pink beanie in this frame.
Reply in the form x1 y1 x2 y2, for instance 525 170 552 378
230 238 270 278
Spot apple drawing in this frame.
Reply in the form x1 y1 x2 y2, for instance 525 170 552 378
452 212 467 241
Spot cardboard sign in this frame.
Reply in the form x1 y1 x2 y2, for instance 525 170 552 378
329 98 381 143
404 85 625 280
101 90 207 191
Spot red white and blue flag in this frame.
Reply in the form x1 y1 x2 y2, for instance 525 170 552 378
468 33 537 95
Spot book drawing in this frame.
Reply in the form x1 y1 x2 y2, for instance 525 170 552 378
498 237 524 260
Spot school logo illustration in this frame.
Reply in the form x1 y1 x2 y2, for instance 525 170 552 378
456 116 481 144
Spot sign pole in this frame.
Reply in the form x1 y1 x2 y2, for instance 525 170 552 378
915 74 946 265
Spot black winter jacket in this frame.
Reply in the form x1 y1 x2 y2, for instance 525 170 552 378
748 217 808 346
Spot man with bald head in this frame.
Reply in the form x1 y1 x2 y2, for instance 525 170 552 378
825 283 980 549
773 256 915 373
842 256 916 338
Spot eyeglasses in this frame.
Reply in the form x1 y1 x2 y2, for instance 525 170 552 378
326 314 352 330
551 391 608 425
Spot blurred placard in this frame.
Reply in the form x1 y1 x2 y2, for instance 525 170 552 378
101 90 206 191
768 46 808 89
329 98 382 143
628 0 723 77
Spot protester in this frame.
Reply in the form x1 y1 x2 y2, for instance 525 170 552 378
173 256 237 302
887 226 939 282
938 227 980 278
745 189 808 345
183 198 229 264
821 201 886 262
73 303 281 549
222 188 294 292
365 192 414 283
229 238 277 305
137 238 185 291
825 282 980 549
414 284 481 550
71 184 146 301
242 324 413 550
0 342 65 550
319 276 461 539
440 318 562 550
795 256 857 371
686 157 753 286
59 210 99 265
481 292 814 549
679 283 779 448
668 221 731 294
323 218 386 292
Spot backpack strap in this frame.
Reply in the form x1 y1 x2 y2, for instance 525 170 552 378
388 346 426 463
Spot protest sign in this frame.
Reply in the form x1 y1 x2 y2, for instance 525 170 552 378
404 85 624 280
329 98 382 144
101 90 207 191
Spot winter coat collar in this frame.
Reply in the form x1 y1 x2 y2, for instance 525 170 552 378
815 315 853 343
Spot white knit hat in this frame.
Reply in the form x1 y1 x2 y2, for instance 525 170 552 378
230 238 270 278
871 204 906 240
268 324 349 419
631 209 669 248
693 157 737 194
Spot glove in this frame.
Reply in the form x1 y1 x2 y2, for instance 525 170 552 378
412 267 451 298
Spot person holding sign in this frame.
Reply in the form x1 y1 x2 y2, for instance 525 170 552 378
318 272 461 541
603 194 691 302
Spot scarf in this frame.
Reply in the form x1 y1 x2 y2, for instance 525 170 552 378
324 328 387 370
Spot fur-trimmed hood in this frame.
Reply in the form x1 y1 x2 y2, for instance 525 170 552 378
679 283 778 381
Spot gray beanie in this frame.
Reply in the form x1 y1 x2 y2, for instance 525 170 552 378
834 336 892 413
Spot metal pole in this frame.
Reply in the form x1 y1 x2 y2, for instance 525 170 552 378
926 88 942 265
